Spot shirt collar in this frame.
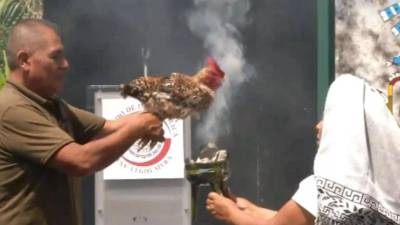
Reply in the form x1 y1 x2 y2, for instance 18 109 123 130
6 80 58 106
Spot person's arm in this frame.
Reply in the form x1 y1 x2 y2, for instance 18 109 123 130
47 112 163 176
207 192 314 225
235 197 277 220
271 200 314 225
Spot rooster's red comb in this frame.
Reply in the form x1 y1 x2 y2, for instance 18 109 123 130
207 57 225 78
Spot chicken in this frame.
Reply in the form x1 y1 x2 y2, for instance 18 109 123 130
120 57 225 119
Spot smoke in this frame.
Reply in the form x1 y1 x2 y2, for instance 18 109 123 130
335 0 400 89
186 0 253 143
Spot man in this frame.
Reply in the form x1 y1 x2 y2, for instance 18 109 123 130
0 19 164 225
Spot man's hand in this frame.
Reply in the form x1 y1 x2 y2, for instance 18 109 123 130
137 112 165 148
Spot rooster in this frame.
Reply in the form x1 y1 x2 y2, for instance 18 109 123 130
120 58 225 119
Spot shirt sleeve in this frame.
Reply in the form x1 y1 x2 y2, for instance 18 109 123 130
65 104 106 144
291 175 318 217
0 105 74 165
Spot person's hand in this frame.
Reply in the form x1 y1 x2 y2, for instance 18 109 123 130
207 192 278 224
237 197 277 220
137 112 164 148
206 192 239 222
236 197 257 211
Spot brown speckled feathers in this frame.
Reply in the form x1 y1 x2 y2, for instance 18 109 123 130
120 58 224 119
121 73 214 119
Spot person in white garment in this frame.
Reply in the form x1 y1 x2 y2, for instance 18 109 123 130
206 74 400 225
205 122 322 225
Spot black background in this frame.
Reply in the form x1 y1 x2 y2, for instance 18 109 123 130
44 0 317 224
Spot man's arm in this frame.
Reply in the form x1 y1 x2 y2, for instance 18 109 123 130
207 193 314 225
47 112 163 176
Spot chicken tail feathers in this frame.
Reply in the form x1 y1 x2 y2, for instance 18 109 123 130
120 84 133 98
120 82 145 99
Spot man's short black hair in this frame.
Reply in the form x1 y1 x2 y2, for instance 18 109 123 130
6 19 60 70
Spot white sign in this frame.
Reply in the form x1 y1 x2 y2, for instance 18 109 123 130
101 97 185 180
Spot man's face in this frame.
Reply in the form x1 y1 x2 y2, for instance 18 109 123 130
25 27 69 98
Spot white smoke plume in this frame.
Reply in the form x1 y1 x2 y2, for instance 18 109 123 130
187 0 253 143
335 0 400 90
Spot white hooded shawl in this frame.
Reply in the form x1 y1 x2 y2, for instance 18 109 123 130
314 75 400 225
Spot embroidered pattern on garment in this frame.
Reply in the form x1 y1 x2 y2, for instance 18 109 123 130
315 176 399 225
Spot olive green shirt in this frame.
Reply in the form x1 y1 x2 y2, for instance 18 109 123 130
0 81 105 225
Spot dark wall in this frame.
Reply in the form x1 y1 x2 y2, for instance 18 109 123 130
44 0 317 224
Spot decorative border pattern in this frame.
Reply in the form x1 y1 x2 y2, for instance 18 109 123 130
315 176 399 225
